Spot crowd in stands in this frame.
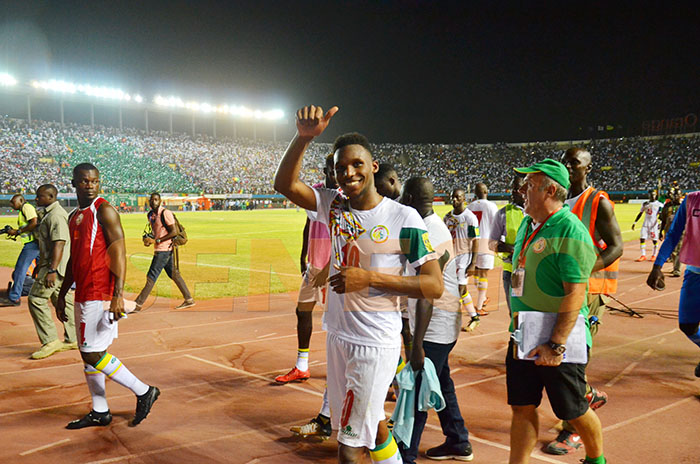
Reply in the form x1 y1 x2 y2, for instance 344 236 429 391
1 116 698 195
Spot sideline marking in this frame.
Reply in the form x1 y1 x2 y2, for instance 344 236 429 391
130 254 301 278
595 329 676 355
185 354 324 398
82 419 308 464
455 374 506 390
605 348 654 387
1 311 298 349
472 345 507 364
0 329 327 377
19 438 70 456
603 396 696 432
256 332 278 339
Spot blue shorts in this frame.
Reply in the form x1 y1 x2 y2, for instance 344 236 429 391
678 269 700 324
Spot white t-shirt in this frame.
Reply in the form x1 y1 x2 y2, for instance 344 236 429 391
314 188 437 348
640 200 664 227
443 208 479 256
407 213 462 345
467 198 499 241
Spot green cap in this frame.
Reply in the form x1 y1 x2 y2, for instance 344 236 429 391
514 158 570 190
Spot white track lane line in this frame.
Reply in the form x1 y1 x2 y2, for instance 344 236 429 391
19 438 71 456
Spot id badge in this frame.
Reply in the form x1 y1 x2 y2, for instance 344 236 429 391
511 268 525 297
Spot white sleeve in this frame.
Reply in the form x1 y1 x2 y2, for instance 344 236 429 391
313 188 339 226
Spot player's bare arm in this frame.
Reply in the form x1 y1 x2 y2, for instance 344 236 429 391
273 105 338 211
97 203 127 321
593 198 623 271
529 281 587 366
56 257 75 322
329 259 443 300
409 298 433 372
300 218 310 274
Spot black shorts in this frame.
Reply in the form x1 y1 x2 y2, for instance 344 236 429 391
505 340 589 421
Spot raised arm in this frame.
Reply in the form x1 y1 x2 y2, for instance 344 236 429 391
273 105 338 211
97 203 127 321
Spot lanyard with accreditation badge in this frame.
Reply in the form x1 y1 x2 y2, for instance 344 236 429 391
510 207 561 297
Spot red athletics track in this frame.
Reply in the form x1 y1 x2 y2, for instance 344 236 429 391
1 239 699 463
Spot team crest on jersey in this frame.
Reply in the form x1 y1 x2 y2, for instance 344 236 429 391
370 225 389 243
75 213 84 225
533 238 546 253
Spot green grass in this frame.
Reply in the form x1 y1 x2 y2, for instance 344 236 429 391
0 203 642 300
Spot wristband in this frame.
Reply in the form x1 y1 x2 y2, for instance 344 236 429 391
47 269 58 274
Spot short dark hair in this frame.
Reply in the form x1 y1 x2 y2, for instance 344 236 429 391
72 163 99 179
375 163 397 184
332 132 371 155
150 192 161 198
37 184 58 197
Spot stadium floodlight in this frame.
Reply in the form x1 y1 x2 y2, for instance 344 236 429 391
134 94 143 103
0 72 17 86
264 109 284 120
31 78 140 103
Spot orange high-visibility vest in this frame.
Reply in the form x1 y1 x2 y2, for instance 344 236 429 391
570 186 619 295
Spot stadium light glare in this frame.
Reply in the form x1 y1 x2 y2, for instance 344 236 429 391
134 94 143 103
31 79 140 103
0 72 17 86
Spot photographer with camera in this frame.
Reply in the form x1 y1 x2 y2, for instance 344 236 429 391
133 192 194 312
0 194 40 307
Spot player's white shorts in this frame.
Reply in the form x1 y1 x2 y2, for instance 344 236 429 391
454 254 472 285
475 252 495 270
76 300 119 352
640 223 659 241
297 267 328 305
326 332 400 449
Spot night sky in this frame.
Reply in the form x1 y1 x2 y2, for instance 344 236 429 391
1 0 698 143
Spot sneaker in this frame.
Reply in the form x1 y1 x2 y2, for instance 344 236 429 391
0 296 20 307
475 307 488 317
462 315 480 332
60 341 78 352
671 270 682 277
544 430 582 455
650 255 657 261
66 410 112 429
635 256 646 262
585 387 608 410
275 367 310 384
31 339 64 359
133 386 160 425
425 441 474 461
290 414 331 440
695 361 700 378
175 299 195 310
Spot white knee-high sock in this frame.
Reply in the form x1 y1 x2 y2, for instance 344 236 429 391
476 276 488 309
95 353 149 396
319 388 330 418
84 364 109 413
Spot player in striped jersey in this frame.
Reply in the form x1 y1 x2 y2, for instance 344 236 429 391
57 163 159 429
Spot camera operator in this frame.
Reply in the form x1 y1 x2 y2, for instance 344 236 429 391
1 194 40 306
133 193 194 311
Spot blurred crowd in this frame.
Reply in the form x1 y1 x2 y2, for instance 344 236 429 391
1 116 698 195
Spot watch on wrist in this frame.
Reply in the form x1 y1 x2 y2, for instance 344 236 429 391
548 341 566 355
47 269 58 274
155 238 160 244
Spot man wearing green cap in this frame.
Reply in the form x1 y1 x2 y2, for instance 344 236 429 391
506 159 607 464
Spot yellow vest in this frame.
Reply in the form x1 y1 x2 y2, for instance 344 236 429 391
17 203 37 244
501 204 524 272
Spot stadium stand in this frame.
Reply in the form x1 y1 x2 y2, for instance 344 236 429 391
1 116 698 195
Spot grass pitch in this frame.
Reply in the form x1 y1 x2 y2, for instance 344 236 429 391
0 203 643 300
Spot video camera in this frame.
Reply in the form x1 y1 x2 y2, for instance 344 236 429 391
1 225 17 240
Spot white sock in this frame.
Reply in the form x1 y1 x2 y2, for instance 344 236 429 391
640 243 646 256
319 388 330 418
461 291 477 317
95 353 149 396
476 277 488 309
84 364 109 413
652 243 658 256
296 349 310 371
